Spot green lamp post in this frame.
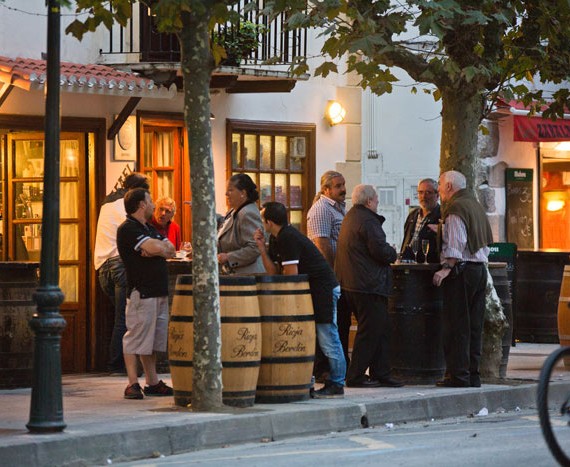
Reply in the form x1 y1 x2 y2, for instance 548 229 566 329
26 0 66 433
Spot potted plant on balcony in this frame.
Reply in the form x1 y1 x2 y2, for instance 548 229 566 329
214 21 265 66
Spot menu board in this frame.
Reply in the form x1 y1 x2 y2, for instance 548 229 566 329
505 168 533 249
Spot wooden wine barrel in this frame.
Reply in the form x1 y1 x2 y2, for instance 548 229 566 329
255 275 315 403
168 275 261 407
0 262 39 389
557 265 570 368
516 250 568 343
488 262 513 378
388 264 445 384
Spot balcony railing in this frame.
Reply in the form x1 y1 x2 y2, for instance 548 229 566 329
98 1 307 67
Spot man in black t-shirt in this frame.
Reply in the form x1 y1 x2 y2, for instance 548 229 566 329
254 202 346 398
117 188 176 400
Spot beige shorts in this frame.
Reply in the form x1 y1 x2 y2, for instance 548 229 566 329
123 290 168 355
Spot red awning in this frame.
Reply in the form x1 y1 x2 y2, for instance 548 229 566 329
514 115 570 142
497 99 570 142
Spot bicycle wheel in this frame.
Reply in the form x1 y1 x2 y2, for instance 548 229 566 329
537 346 570 466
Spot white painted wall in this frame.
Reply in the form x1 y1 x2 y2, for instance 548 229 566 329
361 69 442 247
0 1 105 63
0 3 349 214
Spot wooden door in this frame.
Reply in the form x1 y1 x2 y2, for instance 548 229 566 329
7 132 87 373
140 121 192 241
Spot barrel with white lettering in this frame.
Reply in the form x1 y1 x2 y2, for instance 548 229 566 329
255 275 315 403
168 275 261 407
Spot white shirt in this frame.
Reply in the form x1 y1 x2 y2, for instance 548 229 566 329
93 197 126 270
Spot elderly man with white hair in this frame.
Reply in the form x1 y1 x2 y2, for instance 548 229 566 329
335 184 403 388
433 170 494 388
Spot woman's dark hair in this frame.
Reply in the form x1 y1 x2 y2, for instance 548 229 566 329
262 202 288 226
229 173 259 202
124 187 149 214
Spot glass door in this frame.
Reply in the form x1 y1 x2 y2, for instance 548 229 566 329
7 132 87 372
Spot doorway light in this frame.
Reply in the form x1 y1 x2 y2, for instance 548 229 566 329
554 141 570 151
546 200 565 211
324 100 346 126
544 190 568 211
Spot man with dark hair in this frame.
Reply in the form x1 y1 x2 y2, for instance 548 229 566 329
254 202 346 398
117 187 176 399
433 170 493 388
94 172 149 374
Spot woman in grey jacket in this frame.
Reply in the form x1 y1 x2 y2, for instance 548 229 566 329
217 174 265 274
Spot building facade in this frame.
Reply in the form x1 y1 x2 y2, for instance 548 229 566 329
0 1 359 373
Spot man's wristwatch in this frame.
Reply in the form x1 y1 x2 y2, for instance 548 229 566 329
441 263 453 270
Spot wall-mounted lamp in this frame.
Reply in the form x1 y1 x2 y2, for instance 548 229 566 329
324 100 346 126
210 113 215 120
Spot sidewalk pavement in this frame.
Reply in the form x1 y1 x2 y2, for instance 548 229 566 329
2 343 570 467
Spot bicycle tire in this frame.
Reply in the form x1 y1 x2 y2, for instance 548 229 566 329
537 346 570 466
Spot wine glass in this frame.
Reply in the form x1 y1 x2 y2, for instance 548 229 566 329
421 239 430 265
181 241 192 259
409 239 419 264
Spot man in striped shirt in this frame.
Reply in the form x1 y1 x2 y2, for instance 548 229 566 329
433 170 493 388
307 171 347 381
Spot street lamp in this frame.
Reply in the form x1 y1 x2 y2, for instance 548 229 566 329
26 0 66 434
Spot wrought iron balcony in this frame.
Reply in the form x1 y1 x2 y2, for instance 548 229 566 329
98 2 307 68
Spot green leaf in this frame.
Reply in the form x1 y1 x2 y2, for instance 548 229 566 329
314 61 338 78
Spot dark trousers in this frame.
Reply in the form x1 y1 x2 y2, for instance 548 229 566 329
441 263 487 384
343 291 391 383
337 293 352 367
98 256 127 371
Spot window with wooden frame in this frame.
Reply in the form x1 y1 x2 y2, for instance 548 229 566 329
226 120 316 233
137 113 192 241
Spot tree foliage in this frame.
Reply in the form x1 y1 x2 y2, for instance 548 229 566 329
263 0 570 183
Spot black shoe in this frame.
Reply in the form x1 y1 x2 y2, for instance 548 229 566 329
143 380 174 396
346 378 382 388
124 383 144 400
313 383 344 399
436 378 470 388
376 376 404 388
470 379 481 388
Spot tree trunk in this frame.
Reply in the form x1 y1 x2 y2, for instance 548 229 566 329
439 89 485 189
480 267 508 378
179 11 223 411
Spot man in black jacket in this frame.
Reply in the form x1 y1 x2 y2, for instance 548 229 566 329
400 178 441 263
335 185 403 388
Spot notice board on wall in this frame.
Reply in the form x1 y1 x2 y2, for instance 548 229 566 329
505 168 534 249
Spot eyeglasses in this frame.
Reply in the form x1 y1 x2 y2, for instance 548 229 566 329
417 190 437 195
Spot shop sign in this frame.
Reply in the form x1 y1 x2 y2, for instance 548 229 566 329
514 115 570 142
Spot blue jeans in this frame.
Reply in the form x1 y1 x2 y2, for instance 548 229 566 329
315 286 346 386
98 256 127 371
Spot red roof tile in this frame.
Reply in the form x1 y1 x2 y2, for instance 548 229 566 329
0 56 175 98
